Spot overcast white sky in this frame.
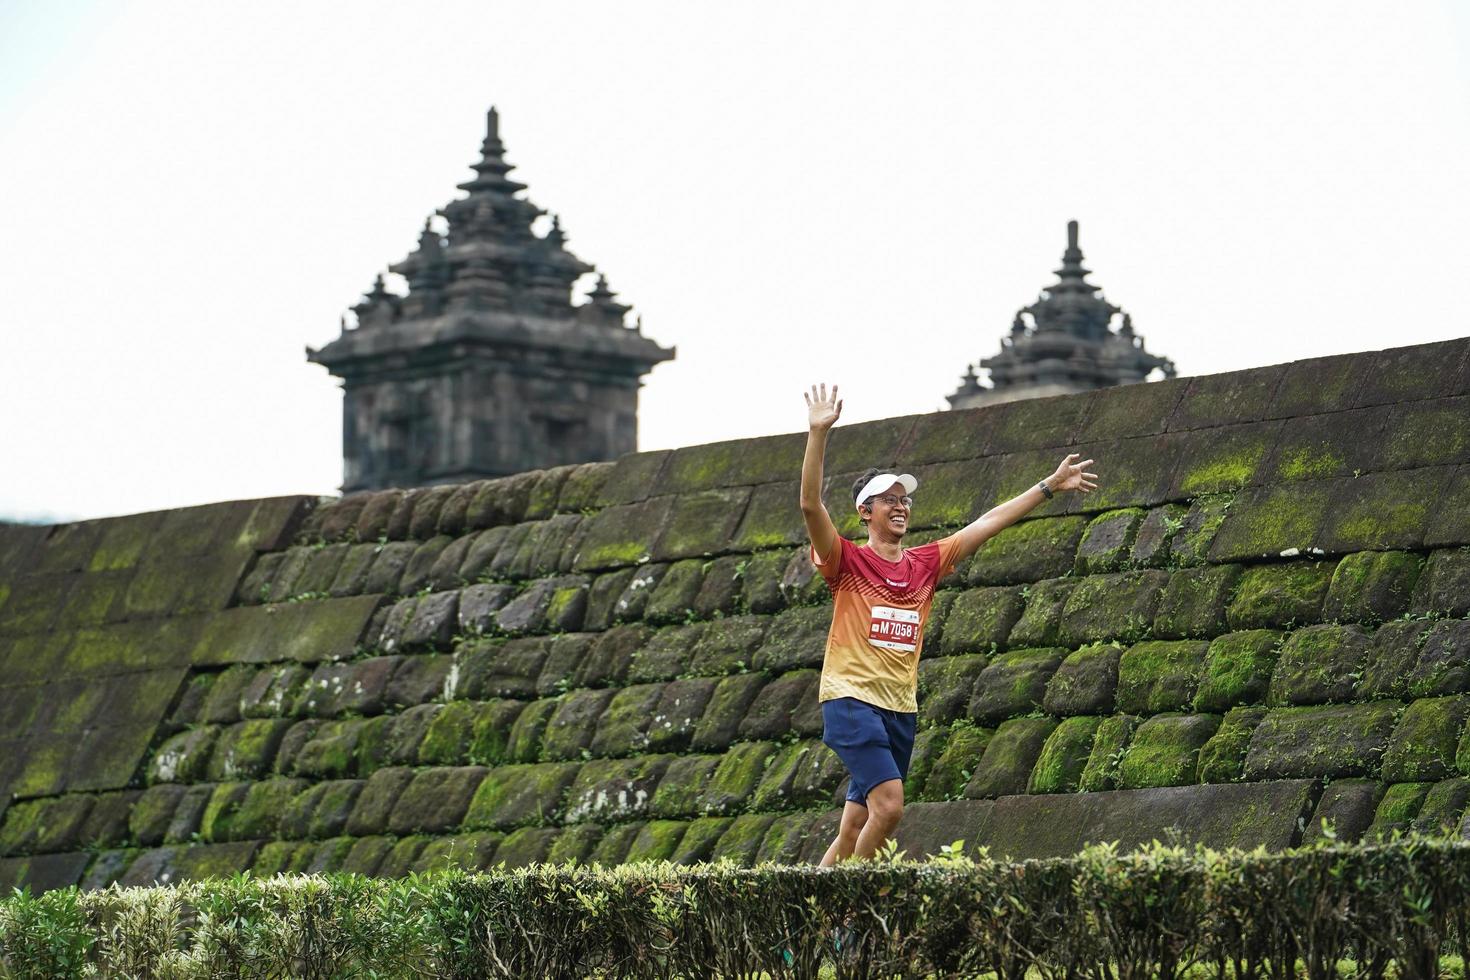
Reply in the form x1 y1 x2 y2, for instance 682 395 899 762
3 2 1469 522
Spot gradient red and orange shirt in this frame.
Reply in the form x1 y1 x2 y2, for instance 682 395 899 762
811 535 963 713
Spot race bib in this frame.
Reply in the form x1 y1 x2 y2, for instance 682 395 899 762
868 605 921 653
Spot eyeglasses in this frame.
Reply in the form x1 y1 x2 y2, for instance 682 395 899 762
865 494 913 509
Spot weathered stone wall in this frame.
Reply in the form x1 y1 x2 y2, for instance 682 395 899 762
2 337 1469 893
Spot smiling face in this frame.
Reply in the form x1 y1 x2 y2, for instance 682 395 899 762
858 481 911 541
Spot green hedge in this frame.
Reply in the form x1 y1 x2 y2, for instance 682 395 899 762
5 835 1470 978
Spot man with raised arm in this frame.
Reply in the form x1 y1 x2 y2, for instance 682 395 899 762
801 383 1098 865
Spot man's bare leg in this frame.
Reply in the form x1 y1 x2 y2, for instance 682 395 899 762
851 779 904 859
818 801 869 866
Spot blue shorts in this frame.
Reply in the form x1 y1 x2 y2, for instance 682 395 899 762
821 697 917 806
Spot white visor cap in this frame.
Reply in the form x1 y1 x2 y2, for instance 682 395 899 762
855 472 918 507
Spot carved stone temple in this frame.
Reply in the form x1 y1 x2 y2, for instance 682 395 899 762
948 220 1175 409
308 107 675 493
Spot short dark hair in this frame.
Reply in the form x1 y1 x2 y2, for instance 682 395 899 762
852 467 882 505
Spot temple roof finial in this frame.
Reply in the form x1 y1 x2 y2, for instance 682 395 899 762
487 105 499 141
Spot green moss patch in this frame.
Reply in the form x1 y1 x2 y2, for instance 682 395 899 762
917 653 986 728
940 587 1024 655
541 689 615 761
920 724 993 802
1193 630 1282 712
649 754 722 818
1075 509 1146 574
1078 714 1141 792
1027 716 1102 794
751 740 843 810
690 674 769 752
645 678 719 753
1059 571 1169 646
1206 483 1334 564
1115 640 1210 714
966 516 1087 586
643 559 707 625
1195 707 1266 784
570 498 673 572
1412 549 1470 618
1042 643 1123 716
504 697 558 763
1357 620 1434 700
1267 624 1370 706
1116 714 1220 789
751 606 829 673
965 717 1056 799
148 727 220 785
1408 620 1470 697
589 683 665 757
546 823 603 865
1154 565 1242 639
625 820 689 863
1412 778 1470 834
967 648 1065 724
388 766 488 835
207 719 293 781
709 813 778 865
1007 579 1076 647
492 826 561 868
699 741 778 815
1366 782 1431 841
564 755 673 823
1225 562 1336 631
629 624 705 683
462 762 580 830
1383 696 1470 782
654 488 753 561
688 615 768 676
1323 551 1423 624
1174 425 1278 496
1242 701 1401 780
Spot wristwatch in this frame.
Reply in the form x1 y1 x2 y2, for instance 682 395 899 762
1037 480 1054 500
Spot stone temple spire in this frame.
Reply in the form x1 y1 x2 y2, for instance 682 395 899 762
947 220 1175 409
307 105 675 492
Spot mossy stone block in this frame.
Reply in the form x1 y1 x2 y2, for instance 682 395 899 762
1304 779 1382 843
362 541 417 595
1043 644 1124 719
493 577 557 635
1078 714 1141 792
1006 579 1075 647
385 655 453 710
453 637 543 701
1412 549 1470 618
917 653 986 728
556 460 614 512
148 726 220 784
646 677 719 752
291 718 365 779
1324 551 1423 624
967 648 1065 724
571 498 673 572
1027 716 1102 794
582 568 636 632
230 777 309 840
465 699 525 766
1130 504 1188 568
397 535 453 595
208 719 293 781
536 634 594 696
1242 701 1400 780
413 832 502 874
252 840 310 877
752 606 829 672
624 820 688 863
756 812 817 865
590 682 665 756
650 754 723 818
1059 570 1169 646
1076 509 1146 574
418 700 479 765
1116 640 1210 714
386 705 442 766
611 563 667 623
653 488 752 561
505 697 559 763
903 726 949 799
1319 469 1443 554
462 762 580 830
1408 620 1470 697
1226 561 1335 630
564 754 673 823
1267 624 1370 706
643 559 707 625
1366 782 1432 841
586 821 645 865
690 673 769 751
541 689 615 761
692 554 745 619
964 717 1056 799
344 767 414 836
1116 713 1220 790
572 624 650 689
689 615 768 676
629 624 705 684
917 724 992 801
239 664 309 720
1154 565 1242 639
1413 777 1470 833
664 816 730 865
1171 421 1281 497
1194 630 1282 712
1358 620 1434 700
375 836 430 879
0 796 92 856
129 785 184 847
1382 695 1470 782
966 516 1086 586
710 813 778 865
741 549 793 615
1195 706 1266 783
1170 496 1234 568
700 741 778 814
493 826 561 868
751 740 841 810
198 782 250 843
388 766 487 834
163 784 214 844
466 473 538 530
306 780 364 840
543 823 602 865
739 670 818 740
780 548 831 607
940 587 1024 655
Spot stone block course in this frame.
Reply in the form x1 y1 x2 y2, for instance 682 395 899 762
1226 562 1335 631
966 516 1086 585
1243 701 1400 780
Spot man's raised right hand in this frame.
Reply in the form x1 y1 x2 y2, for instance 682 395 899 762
805 383 843 432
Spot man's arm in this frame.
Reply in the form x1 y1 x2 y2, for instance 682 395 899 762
946 453 1097 562
801 383 842 562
